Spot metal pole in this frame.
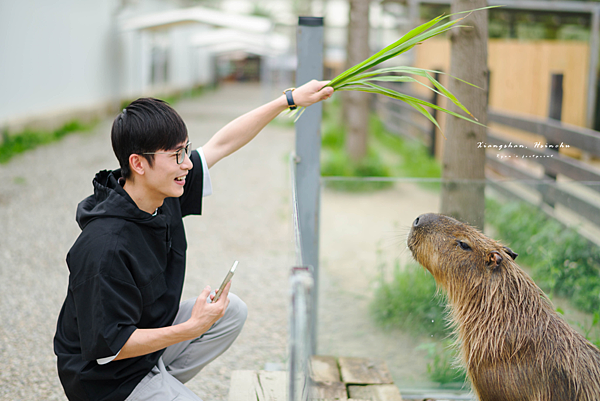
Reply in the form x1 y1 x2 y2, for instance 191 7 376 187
295 16 324 355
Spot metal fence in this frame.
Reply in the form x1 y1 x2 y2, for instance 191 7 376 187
375 82 600 245
288 150 315 401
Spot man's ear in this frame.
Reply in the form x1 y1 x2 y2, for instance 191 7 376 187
129 154 146 176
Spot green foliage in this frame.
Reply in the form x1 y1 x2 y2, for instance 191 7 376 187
573 312 600 349
371 261 448 338
291 8 494 129
371 261 468 386
486 198 600 315
0 120 94 164
320 101 393 191
417 341 468 386
369 116 442 180
557 25 590 41
320 101 441 192
421 5 592 41
321 149 393 192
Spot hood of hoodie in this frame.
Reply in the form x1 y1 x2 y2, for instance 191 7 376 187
76 170 166 231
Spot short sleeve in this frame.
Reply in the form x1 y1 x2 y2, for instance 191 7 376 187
197 148 212 197
179 149 211 217
72 274 141 361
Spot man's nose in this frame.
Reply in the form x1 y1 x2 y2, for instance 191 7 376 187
181 151 193 169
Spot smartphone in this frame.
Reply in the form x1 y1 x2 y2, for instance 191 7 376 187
212 261 238 303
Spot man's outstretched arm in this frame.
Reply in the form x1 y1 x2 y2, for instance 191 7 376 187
202 80 333 168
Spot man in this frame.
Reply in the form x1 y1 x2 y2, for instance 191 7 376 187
54 80 333 401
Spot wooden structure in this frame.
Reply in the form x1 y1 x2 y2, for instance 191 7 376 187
405 0 600 129
227 356 405 401
415 39 590 130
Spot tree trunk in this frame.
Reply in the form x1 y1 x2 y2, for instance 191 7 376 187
344 0 371 162
440 0 489 230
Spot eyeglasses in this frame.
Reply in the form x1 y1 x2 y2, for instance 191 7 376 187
143 142 192 165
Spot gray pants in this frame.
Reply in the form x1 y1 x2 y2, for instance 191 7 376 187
125 293 248 401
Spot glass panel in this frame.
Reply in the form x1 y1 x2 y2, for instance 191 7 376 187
317 177 600 399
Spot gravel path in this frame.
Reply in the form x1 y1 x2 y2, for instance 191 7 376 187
0 83 299 400
0 82 462 401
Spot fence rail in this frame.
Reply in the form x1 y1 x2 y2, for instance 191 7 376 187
488 109 600 158
375 87 600 235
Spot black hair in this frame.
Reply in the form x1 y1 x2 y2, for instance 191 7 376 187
111 98 188 179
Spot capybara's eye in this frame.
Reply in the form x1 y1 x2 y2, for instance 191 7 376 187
457 240 472 251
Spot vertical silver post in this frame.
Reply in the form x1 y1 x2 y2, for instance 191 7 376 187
295 16 324 355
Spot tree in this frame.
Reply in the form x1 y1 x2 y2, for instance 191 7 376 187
440 0 489 230
344 0 371 161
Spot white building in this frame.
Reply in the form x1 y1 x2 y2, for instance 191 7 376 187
0 0 288 131
0 0 405 131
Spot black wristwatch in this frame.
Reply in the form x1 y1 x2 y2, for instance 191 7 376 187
283 88 297 110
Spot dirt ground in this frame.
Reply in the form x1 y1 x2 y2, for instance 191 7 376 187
318 183 449 390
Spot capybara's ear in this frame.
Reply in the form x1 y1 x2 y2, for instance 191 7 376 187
487 251 503 269
503 246 518 260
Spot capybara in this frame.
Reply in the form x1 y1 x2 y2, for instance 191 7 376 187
407 213 600 401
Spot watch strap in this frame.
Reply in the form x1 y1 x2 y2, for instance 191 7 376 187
283 88 297 110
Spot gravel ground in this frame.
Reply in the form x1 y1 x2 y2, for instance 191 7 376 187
0 83 299 400
0 82 469 401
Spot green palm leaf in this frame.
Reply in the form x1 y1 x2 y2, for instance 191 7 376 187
292 6 500 131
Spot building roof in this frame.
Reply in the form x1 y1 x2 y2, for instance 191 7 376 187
121 6 272 33
190 28 289 56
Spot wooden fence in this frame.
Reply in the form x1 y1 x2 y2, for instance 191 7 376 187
375 86 600 233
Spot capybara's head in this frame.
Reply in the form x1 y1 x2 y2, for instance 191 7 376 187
407 213 518 296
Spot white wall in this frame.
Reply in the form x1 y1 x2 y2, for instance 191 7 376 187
0 0 122 127
0 0 197 129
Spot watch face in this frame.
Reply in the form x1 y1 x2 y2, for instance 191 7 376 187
285 90 297 109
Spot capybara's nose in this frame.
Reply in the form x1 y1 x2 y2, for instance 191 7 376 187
413 213 437 228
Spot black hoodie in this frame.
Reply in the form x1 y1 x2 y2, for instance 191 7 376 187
54 150 204 401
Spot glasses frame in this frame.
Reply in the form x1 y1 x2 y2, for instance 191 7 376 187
142 141 192 165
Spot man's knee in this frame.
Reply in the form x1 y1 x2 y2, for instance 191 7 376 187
225 293 248 330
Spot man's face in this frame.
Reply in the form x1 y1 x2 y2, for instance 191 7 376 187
143 140 193 200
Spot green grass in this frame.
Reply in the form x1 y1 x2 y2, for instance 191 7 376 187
372 261 447 337
2 85 214 165
371 261 467 386
485 198 600 316
417 340 468 386
0 120 95 164
320 101 442 191
369 115 442 180
320 102 393 191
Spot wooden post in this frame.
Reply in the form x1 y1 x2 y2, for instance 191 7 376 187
428 71 440 157
588 7 600 129
543 73 563 207
440 0 489 231
549 73 564 122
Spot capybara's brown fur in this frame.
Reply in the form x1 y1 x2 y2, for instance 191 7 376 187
407 213 600 401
